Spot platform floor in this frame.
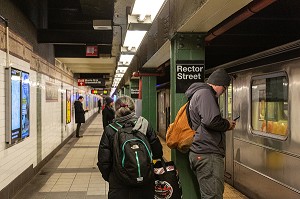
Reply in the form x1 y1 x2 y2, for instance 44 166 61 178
12 114 248 199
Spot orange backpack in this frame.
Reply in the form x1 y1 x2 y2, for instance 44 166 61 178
166 101 196 153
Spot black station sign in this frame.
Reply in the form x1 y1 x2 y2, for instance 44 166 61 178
176 60 205 93
131 88 139 99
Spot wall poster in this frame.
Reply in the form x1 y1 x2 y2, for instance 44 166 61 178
66 90 71 124
11 69 22 142
21 72 30 138
6 68 30 144
46 82 59 102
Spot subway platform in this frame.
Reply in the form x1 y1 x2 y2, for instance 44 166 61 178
12 114 247 199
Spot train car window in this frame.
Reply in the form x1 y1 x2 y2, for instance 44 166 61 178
219 84 232 119
219 91 226 118
227 85 232 120
251 73 288 139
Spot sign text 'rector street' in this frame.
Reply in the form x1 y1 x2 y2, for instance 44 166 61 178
176 65 204 80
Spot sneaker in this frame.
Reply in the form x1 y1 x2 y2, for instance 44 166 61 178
76 135 83 138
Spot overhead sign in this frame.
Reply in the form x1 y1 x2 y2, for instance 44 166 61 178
78 79 105 87
176 60 205 93
78 79 86 86
86 45 98 57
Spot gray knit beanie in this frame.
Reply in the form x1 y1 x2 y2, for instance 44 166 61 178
207 69 231 86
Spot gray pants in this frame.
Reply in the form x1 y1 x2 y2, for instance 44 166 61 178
189 151 224 199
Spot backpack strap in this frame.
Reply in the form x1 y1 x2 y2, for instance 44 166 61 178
186 95 201 130
109 120 137 133
186 101 193 128
109 121 122 132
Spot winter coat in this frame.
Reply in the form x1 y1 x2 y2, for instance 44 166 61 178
102 105 115 128
185 82 230 157
97 113 163 199
74 100 86 123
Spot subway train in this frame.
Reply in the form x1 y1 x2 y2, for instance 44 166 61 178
157 41 300 199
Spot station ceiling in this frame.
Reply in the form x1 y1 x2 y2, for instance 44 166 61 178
10 0 300 89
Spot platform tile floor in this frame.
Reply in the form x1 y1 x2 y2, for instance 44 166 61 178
12 114 247 199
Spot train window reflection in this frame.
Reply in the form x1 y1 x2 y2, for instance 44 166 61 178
219 84 232 119
251 75 288 138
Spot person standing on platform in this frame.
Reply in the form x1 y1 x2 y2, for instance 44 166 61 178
97 95 163 199
98 98 102 113
186 69 236 199
74 96 88 138
102 96 115 129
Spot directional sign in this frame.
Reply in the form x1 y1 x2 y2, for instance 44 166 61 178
86 46 98 57
78 79 85 86
78 79 105 87
85 79 104 85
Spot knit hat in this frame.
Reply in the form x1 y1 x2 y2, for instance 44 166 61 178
105 97 114 104
207 69 231 86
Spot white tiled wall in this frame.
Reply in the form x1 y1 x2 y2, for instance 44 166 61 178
0 50 98 191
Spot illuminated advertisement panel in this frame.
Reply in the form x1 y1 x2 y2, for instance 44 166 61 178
11 69 22 143
86 95 89 109
66 90 71 124
21 72 30 138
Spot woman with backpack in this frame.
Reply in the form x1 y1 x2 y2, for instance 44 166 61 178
97 95 163 199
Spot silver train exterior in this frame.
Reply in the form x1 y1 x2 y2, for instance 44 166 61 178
220 42 300 199
158 41 300 199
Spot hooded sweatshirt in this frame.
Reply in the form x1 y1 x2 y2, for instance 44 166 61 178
185 82 230 156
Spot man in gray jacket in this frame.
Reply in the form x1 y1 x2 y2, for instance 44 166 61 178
186 69 236 199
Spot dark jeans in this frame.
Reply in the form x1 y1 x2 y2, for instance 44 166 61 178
189 151 224 199
76 123 81 137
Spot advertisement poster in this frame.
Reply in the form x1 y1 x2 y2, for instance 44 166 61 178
86 95 89 109
46 82 58 102
21 72 30 138
11 69 21 142
66 90 71 124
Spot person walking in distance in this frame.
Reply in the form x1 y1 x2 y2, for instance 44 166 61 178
74 96 88 138
102 96 115 129
98 98 102 113
186 69 236 199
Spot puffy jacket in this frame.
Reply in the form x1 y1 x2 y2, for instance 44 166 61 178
185 82 230 157
97 113 163 199
102 105 115 128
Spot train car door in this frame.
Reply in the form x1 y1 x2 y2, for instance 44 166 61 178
219 83 234 185
157 89 170 140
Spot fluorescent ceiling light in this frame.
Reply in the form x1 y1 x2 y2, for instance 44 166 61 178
116 66 129 74
110 88 116 96
114 77 122 82
115 74 124 78
131 0 165 20
119 54 134 65
93 20 112 30
123 30 147 50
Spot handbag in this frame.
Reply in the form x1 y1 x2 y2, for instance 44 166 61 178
154 159 182 199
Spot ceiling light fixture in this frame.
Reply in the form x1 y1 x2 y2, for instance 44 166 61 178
92 20 112 30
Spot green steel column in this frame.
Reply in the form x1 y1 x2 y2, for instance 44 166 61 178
124 85 130 96
141 76 157 130
170 33 205 199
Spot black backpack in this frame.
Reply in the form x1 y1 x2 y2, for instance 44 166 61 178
109 120 153 186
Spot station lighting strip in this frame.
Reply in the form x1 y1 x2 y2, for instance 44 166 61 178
110 0 166 96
